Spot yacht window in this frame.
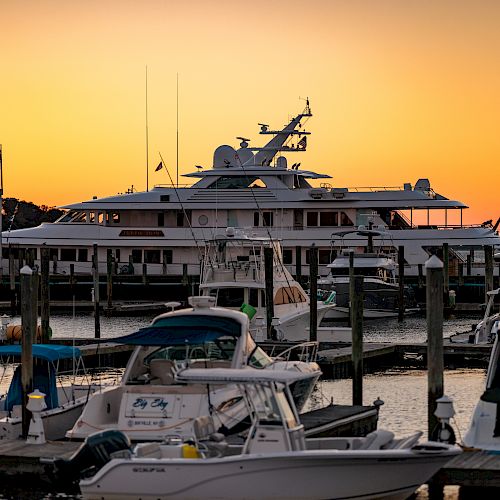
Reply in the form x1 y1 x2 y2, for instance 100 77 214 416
78 249 88 262
98 212 105 224
176 210 191 227
144 250 161 264
340 212 353 226
215 288 245 307
115 249 121 262
207 176 265 189
163 249 173 264
283 249 293 265
306 212 318 226
111 212 120 224
157 213 164 226
319 250 332 265
131 249 142 263
60 249 76 261
262 212 273 227
49 248 58 260
89 212 95 223
320 211 338 227
253 212 259 227
249 288 259 307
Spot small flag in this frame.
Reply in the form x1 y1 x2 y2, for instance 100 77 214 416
297 136 307 149
155 162 163 172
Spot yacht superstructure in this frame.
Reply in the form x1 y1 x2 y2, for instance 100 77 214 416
3 102 499 279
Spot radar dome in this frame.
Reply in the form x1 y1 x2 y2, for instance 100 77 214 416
213 145 237 168
236 148 254 166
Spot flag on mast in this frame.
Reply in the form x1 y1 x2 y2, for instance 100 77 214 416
155 162 163 172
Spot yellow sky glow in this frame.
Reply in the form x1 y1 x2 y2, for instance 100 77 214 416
1 0 499 224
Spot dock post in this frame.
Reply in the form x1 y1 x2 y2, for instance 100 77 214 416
142 263 147 285
92 244 100 339
69 264 75 294
443 243 449 299
107 249 113 311
264 246 275 340
458 262 464 286
40 247 50 343
52 253 58 274
484 245 494 303
351 275 364 406
295 246 302 285
418 264 424 289
25 248 35 268
9 245 16 316
426 255 444 440
398 245 405 322
347 251 354 328
162 250 168 275
20 265 38 439
309 244 318 342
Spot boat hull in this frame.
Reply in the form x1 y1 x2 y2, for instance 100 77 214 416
80 449 458 500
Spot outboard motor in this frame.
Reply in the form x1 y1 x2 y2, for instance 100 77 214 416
51 430 131 482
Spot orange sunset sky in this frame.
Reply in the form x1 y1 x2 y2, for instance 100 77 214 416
0 0 499 225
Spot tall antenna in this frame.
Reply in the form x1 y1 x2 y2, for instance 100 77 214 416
176 73 179 188
145 66 149 192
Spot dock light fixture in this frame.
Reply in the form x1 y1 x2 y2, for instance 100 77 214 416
26 389 47 444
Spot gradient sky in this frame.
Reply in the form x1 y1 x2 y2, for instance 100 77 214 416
1 0 499 224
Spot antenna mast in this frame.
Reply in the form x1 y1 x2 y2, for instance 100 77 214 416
176 73 179 188
145 66 149 192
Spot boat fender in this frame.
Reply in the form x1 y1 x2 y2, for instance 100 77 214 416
6 325 51 342
182 440 201 458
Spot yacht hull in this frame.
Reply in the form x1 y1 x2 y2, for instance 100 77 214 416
80 449 459 500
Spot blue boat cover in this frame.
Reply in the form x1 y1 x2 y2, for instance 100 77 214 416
109 314 242 346
0 344 81 362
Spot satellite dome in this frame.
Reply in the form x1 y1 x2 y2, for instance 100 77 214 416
276 156 287 169
213 145 237 168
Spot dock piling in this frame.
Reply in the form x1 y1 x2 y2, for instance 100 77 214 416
107 249 113 311
426 255 444 440
484 245 494 303
398 245 405 322
309 244 318 342
350 275 364 406
264 247 275 340
40 247 50 343
92 244 100 339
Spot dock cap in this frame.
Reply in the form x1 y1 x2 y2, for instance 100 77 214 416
425 255 443 269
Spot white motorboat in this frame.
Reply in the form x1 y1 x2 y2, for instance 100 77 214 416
449 288 500 344
3 103 499 282
67 296 321 441
463 330 500 450
0 344 106 440
55 368 461 500
199 229 336 341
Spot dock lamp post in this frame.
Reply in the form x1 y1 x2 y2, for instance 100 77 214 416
26 389 47 444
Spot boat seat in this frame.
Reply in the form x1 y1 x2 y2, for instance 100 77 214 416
193 415 228 457
149 359 175 385
383 431 422 449
357 429 395 450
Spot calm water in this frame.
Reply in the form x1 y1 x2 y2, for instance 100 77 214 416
0 313 489 499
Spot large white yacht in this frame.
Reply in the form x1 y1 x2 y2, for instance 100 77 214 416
2 102 499 278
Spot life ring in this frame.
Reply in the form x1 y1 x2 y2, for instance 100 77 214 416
6 325 51 342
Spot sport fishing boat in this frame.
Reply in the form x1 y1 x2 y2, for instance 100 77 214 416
54 367 461 500
199 229 335 341
0 344 104 440
463 331 500 450
67 296 321 441
2 102 499 282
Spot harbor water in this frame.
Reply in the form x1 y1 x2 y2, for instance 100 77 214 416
0 313 488 499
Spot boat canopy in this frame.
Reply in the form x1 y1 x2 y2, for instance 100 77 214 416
175 367 314 385
109 315 242 346
0 344 81 363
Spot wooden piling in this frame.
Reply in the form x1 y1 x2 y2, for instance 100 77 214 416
295 246 302 285
9 246 16 316
418 264 424 289
264 246 275 340
398 246 405 322
484 245 494 303
458 262 464 286
426 255 444 440
52 254 57 274
348 252 354 328
20 265 38 438
25 248 35 268
309 245 318 342
350 275 364 406
107 249 113 310
142 263 147 285
40 247 50 343
128 254 134 275
443 243 449 297
69 264 75 293
92 244 100 339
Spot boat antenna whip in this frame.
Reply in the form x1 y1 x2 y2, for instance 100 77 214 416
158 152 203 260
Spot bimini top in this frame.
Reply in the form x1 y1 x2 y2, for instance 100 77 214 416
0 344 81 362
109 315 242 346
175 367 314 385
